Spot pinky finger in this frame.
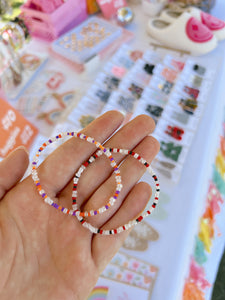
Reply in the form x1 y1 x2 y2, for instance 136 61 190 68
92 181 152 273
0 147 29 200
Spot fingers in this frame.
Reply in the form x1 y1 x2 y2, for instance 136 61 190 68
36 111 124 197
0 147 29 200
59 114 156 207
92 182 152 272
82 135 159 228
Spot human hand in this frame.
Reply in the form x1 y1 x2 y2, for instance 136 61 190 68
0 111 159 300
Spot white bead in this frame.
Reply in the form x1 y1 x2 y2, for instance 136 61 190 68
63 208 68 214
32 175 39 181
76 213 82 220
105 150 111 157
111 162 116 167
140 158 146 164
87 137 92 142
39 189 45 195
44 197 51 204
113 148 118 153
116 176 121 182
117 227 123 233
72 191 77 196
89 156 95 163
123 149 129 155
134 153 139 159
69 211 73 215
130 220 136 226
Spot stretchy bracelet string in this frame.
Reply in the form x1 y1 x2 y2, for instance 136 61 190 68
31 132 122 216
73 147 160 235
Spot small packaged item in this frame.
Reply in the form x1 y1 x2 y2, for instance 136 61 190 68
95 72 121 91
112 44 143 70
143 50 161 65
132 97 164 124
174 81 201 101
129 59 154 86
181 59 216 79
162 105 200 131
154 118 194 147
52 16 122 64
168 91 204 118
152 156 183 183
106 90 136 114
155 134 189 165
149 76 174 96
119 76 144 100
178 71 209 90
68 96 102 128
141 87 168 107
163 55 185 72
86 83 112 104
153 63 179 84
103 61 127 79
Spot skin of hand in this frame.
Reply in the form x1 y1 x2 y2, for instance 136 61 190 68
0 111 159 300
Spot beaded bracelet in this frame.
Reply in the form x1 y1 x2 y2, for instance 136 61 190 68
73 147 160 235
31 132 122 217
72 148 122 216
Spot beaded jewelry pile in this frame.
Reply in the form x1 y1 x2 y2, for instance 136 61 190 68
31 132 160 235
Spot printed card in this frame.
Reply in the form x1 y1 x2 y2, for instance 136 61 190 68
0 98 38 158
89 278 149 299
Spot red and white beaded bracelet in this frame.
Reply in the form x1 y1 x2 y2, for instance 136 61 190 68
31 132 160 235
31 132 122 217
72 148 122 216
73 147 160 235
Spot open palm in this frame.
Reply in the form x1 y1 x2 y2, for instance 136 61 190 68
0 111 159 300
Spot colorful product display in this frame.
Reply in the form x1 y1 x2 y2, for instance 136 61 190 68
68 44 216 183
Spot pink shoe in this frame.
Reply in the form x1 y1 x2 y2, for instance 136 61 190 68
147 12 217 56
160 7 225 41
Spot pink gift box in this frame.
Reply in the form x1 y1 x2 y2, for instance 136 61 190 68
20 0 88 41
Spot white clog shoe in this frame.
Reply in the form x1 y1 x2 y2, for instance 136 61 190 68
160 7 225 41
147 12 218 56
